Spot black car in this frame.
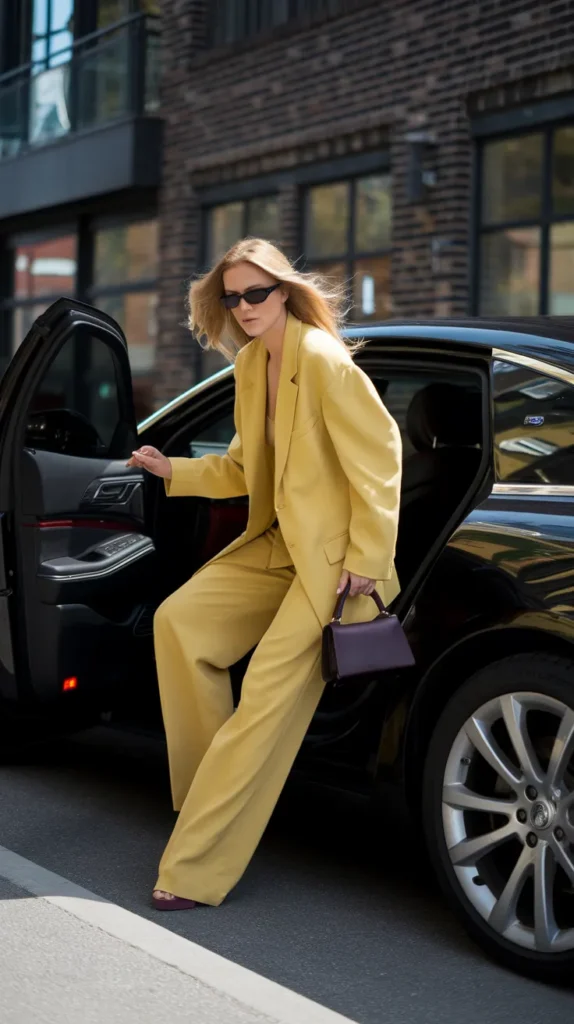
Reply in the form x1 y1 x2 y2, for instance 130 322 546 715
3 298 574 981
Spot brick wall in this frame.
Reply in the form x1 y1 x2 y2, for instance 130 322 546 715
155 0 574 405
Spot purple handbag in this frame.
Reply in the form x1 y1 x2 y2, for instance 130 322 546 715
321 582 415 685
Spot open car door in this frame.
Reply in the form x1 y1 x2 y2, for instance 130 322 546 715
0 298 156 720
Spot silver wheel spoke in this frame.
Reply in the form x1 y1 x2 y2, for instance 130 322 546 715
500 694 543 785
551 836 574 886
443 783 516 817
561 789 574 811
547 708 574 791
489 845 533 934
449 822 515 867
534 842 559 952
465 716 522 791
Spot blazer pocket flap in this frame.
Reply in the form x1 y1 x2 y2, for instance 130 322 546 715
324 531 350 565
291 413 320 440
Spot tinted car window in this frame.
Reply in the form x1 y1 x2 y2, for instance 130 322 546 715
188 412 235 457
180 369 483 460
373 371 483 459
26 332 122 458
493 359 574 483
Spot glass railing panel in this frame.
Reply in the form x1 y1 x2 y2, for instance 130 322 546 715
76 28 130 131
29 63 72 146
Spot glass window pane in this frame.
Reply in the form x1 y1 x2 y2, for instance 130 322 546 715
209 202 244 263
32 0 48 35
13 233 77 299
50 0 74 32
76 29 129 130
12 302 51 353
352 256 392 320
190 412 236 457
479 228 540 315
550 222 574 313
32 38 47 66
482 134 543 225
553 127 574 216
26 331 123 457
247 196 279 241
355 174 391 252
48 31 73 64
306 182 349 258
493 359 574 484
96 290 157 423
93 219 158 287
309 260 348 292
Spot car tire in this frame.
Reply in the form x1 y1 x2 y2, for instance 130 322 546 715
423 652 574 982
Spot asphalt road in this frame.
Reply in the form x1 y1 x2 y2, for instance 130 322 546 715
0 724 573 1024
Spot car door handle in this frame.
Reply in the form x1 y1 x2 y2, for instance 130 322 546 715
93 482 130 502
80 475 143 508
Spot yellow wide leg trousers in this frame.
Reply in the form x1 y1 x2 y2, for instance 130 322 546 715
153 527 326 906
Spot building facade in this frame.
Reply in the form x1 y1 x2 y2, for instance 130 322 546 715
155 0 574 405
0 0 162 421
0 1 573 414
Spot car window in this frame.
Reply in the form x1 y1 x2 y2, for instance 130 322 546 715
372 371 483 459
492 359 574 484
188 412 235 457
25 332 123 458
177 368 483 461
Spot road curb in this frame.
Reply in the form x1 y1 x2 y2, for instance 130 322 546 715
0 845 358 1024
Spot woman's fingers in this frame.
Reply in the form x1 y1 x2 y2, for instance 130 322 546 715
336 569 350 595
347 573 377 597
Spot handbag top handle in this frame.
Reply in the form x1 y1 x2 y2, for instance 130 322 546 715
331 580 389 623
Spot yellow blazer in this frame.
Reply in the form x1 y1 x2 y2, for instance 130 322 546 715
166 312 402 625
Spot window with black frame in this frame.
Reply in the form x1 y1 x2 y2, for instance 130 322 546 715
8 228 78 354
87 216 158 423
304 172 392 321
477 126 574 315
206 195 280 264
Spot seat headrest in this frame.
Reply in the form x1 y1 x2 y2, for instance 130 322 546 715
406 383 482 451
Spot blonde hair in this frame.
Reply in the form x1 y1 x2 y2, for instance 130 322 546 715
188 237 362 361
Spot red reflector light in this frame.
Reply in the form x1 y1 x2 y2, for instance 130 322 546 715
62 677 78 692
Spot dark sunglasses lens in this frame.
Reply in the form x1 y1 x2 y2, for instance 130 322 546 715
221 294 240 309
244 289 270 305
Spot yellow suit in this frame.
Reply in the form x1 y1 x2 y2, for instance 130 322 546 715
154 313 402 905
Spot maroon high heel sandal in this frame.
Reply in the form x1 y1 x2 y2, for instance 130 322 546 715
152 891 197 911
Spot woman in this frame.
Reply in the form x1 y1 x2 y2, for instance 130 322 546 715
128 238 402 910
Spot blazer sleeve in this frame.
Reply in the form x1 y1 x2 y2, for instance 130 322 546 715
321 364 402 580
164 377 248 499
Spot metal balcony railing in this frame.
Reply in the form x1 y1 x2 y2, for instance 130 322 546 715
0 13 160 161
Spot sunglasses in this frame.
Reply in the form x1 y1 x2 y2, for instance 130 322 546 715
220 282 280 310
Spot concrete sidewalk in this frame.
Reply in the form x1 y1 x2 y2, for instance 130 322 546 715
0 848 357 1024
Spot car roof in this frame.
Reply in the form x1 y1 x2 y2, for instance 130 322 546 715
345 317 574 369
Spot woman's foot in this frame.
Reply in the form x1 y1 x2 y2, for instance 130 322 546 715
152 889 197 911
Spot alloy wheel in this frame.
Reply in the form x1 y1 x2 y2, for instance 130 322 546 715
442 691 574 953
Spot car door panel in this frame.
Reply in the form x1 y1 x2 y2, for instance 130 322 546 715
0 298 157 708
20 449 145 520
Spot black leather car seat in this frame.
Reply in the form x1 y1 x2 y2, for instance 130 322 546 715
395 383 483 582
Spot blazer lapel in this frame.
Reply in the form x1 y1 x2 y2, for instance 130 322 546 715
274 312 301 493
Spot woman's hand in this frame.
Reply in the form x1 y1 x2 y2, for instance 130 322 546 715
337 569 376 597
126 446 172 479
